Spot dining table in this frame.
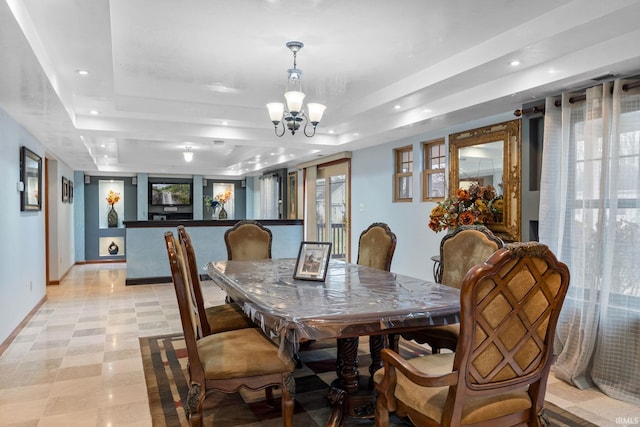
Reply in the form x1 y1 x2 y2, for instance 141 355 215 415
206 258 460 427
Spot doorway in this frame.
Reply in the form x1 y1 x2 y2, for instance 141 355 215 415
306 160 350 261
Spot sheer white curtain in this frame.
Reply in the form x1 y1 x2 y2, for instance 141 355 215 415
539 79 640 404
260 174 280 219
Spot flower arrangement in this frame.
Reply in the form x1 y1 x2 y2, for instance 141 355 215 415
106 190 121 206
203 195 220 210
215 190 232 205
428 183 502 233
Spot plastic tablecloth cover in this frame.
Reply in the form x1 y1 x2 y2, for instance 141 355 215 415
205 259 460 345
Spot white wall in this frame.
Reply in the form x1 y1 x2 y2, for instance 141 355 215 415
0 108 47 343
47 158 75 282
350 112 514 281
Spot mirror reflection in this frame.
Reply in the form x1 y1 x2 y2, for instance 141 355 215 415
457 140 504 194
449 120 521 241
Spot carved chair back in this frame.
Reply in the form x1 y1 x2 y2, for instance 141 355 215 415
357 222 397 271
440 225 503 288
224 220 273 261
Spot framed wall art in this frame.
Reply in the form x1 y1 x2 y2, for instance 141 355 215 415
293 241 332 281
20 146 42 211
62 177 69 202
287 171 297 219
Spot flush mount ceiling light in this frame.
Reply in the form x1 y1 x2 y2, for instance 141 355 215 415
266 41 326 137
183 146 194 162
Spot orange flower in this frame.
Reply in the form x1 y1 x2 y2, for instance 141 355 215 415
458 211 477 225
428 183 502 233
106 190 121 206
215 190 232 204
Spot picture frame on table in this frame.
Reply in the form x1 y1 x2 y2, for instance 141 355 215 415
293 241 332 281
20 146 42 211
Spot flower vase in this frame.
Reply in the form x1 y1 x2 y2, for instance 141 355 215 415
107 205 118 228
218 204 228 220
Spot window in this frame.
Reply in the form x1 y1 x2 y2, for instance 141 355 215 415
422 138 446 201
393 145 413 202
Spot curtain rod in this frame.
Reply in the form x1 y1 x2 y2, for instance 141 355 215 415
514 80 640 117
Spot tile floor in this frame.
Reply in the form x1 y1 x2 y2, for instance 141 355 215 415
0 263 638 426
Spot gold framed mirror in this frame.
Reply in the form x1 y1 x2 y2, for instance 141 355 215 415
449 119 521 241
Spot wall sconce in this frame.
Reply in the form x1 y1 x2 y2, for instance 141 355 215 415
183 146 194 162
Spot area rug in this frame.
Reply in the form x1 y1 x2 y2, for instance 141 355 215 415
141 333 596 427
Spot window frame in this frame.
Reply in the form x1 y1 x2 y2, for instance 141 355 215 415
393 145 413 203
421 138 446 201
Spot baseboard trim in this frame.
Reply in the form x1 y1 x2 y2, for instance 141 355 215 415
126 276 172 286
125 274 210 285
77 259 127 265
0 295 47 357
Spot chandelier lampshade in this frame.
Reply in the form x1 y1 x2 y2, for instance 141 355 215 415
266 41 326 137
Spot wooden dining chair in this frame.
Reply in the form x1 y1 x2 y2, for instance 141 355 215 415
355 222 397 384
357 222 397 271
400 225 504 354
164 231 296 427
374 242 570 427
224 220 272 261
177 225 254 337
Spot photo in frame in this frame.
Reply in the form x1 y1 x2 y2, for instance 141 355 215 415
69 181 74 203
293 241 332 281
20 146 42 211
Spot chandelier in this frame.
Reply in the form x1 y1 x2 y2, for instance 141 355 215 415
266 41 326 137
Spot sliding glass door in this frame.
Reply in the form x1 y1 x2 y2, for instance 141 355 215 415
308 160 350 261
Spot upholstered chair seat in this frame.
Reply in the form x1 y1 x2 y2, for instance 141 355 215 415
375 242 570 427
197 328 296 379
203 303 254 334
373 353 532 424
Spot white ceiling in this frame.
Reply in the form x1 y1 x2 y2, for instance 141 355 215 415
2 0 640 178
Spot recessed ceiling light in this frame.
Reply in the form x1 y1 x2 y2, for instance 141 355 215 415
77 69 89 76
510 60 521 67
100 144 106 148
353 133 359 136
90 110 99 115
103 155 108 158
423 109 432 113
394 105 401 110
222 121 228 126
329 130 335 134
